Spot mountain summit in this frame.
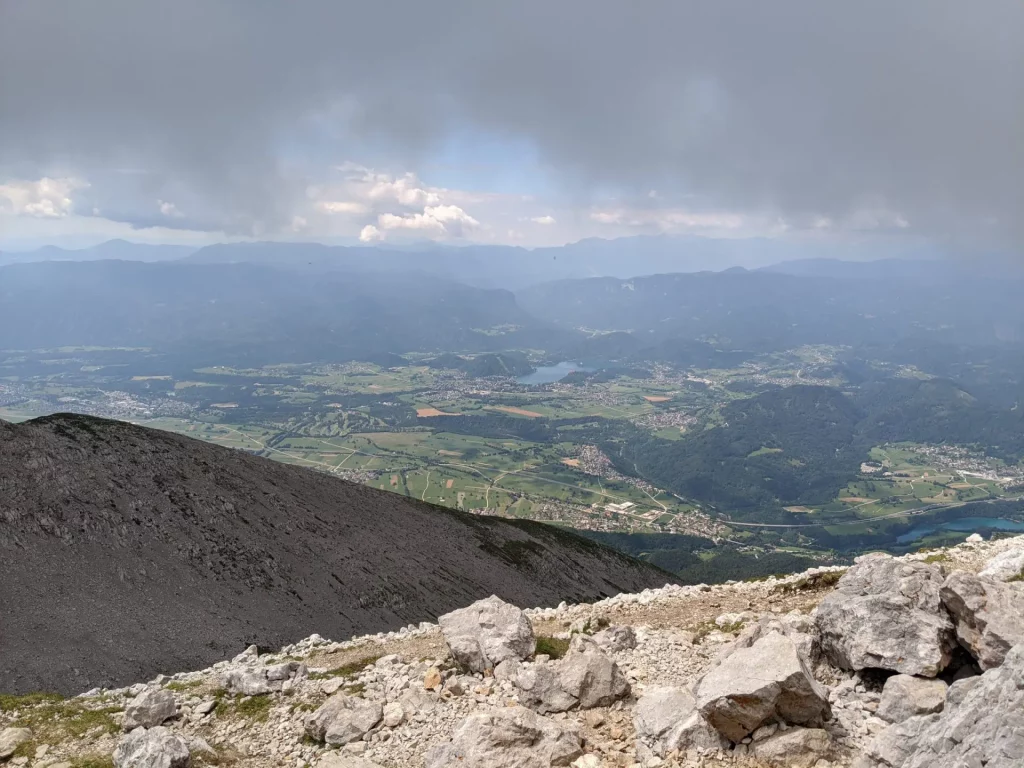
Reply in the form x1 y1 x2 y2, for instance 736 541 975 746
0 414 675 694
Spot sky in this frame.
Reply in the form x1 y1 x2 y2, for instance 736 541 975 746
0 1 1021 252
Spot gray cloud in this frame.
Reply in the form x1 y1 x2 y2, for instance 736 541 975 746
1 0 1021 244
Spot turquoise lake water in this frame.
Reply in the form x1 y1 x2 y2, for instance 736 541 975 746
896 516 1024 544
517 362 594 385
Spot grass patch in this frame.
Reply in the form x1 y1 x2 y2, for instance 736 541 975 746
0 692 64 711
71 758 116 768
690 620 745 645
535 636 571 660
920 552 950 564
216 694 273 722
2 696 121 741
307 655 380 681
1008 568 1024 583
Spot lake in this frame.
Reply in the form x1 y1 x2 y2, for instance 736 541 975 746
896 516 1024 544
517 361 594 385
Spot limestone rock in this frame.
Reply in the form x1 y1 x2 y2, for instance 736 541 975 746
941 571 1024 670
591 625 637 654
438 595 536 673
558 636 630 709
382 701 404 728
515 663 578 714
634 687 725 761
750 727 832 768
424 706 583 768
305 693 383 746
858 643 1024 767
696 630 830 742
979 546 1024 582
123 688 177 731
112 726 190 768
219 669 273 696
816 554 955 677
0 728 33 760
877 675 947 723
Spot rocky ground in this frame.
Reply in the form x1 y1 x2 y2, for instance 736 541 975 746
3 533 1024 768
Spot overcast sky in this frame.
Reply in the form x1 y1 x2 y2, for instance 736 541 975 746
1 1 1021 251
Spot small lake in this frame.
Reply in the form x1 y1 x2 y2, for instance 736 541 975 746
517 361 594 385
896 516 1024 544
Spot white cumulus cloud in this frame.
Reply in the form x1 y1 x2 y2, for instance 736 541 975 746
531 215 556 225
359 224 383 242
318 200 370 215
376 204 480 239
0 177 87 218
158 199 184 218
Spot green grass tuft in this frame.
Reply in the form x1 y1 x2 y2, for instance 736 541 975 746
307 655 380 681
535 636 570 659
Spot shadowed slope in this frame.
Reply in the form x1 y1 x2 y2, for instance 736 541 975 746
0 414 676 695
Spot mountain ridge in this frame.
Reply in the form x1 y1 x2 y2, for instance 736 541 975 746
0 413 676 695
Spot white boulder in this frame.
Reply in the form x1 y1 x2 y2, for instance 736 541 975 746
438 595 536 673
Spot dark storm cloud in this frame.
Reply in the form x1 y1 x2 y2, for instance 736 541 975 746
1 0 1021 242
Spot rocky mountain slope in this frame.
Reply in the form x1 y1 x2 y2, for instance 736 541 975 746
0 414 676 695
3 533 1024 768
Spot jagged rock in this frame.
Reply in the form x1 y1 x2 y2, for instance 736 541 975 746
516 637 629 713
591 625 637 654
515 663 578 714
0 728 33 760
750 727 832 768
558 636 630 709
219 669 273 696
266 661 304 681
816 554 956 677
696 630 830 742
979 546 1024 582
305 693 383 746
941 571 1024 670
877 675 947 723
112 726 190 768
858 643 1024 767
424 706 583 768
493 658 522 682
438 595 536 673
122 687 177 731
634 687 725 760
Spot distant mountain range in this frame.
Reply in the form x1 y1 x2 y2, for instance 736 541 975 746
1 234 957 289
0 413 675 694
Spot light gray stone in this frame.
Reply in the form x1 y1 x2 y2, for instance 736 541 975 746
750 727 832 768
515 662 578 714
979 546 1024 582
219 668 273 696
816 554 956 677
122 687 177 731
438 595 536 673
696 630 830 742
305 693 384 746
558 636 630 709
591 625 637 654
113 726 190 768
424 706 583 768
877 675 947 723
941 571 1024 670
633 687 725 761
382 701 404 728
858 643 1024 767
0 728 32 760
